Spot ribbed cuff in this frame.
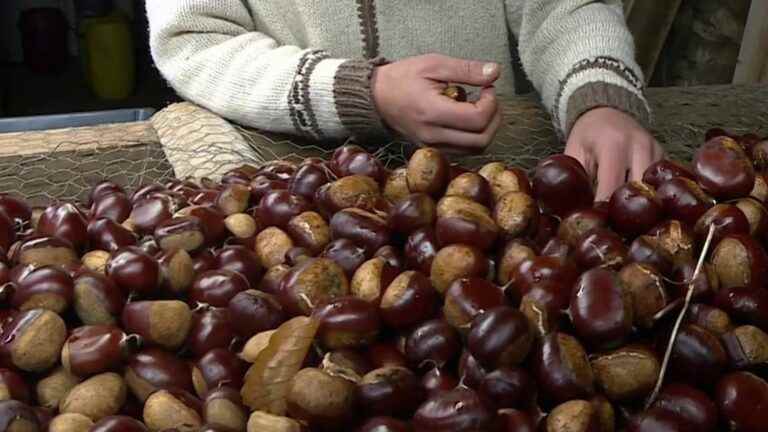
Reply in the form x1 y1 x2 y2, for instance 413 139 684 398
333 57 391 141
565 82 652 137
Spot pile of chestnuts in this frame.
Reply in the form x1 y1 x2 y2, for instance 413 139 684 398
0 126 766 432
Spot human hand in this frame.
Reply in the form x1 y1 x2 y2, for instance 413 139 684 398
565 107 664 201
371 54 502 154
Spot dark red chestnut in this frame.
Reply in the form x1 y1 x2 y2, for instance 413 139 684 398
389 194 437 235
212 245 261 288
279 257 349 316
478 366 535 410
693 136 755 200
313 296 380 350
557 209 609 248
656 177 714 226
570 268 633 350
496 239 536 286
344 150 387 183
412 387 493 432
154 217 205 253
608 181 663 237
0 368 31 403
0 195 32 228
124 348 194 402
710 234 768 290
357 416 411 432
91 415 149 432
37 203 88 250
573 228 627 270
669 324 727 384
498 409 536 432
127 196 173 235
330 145 366 177
421 368 459 397
714 286 768 329
11 265 73 314
379 271 437 330
192 250 216 275
468 306 532 370
187 306 235 357
87 218 137 252
178 206 226 246
357 366 425 418
0 211 14 254
130 184 166 203
322 238 368 278
435 196 498 251
258 190 311 229
445 172 492 207
91 192 132 224
227 289 285 338
289 163 330 201
653 383 717 432
61 325 139 377
191 348 246 397
716 371 768 432
533 155 594 218
669 261 720 301
511 256 579 311
106 247 161 297
366 341 408 370
189 270 249 308
627 235 674 276
404 228 438 275
533 332 595 403
331 208 391 256
642 159 695 188
249 175 288 203
458 351 487 389
405 319 461 370
443 278 505 331
693 204 750 247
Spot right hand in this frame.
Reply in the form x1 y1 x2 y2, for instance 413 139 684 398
371 54 502 154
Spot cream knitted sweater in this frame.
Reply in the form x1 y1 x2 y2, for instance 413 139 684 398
146 0 650 142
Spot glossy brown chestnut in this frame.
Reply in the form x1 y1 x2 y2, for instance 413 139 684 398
187 306 235 357
331 208 391 255
734 197 767 237
511 256 579 311
496 239 536 286
642 159 695 188
478 366 535 410
91 192 132 224
406 148 449 197
315 175 380 216
591 346 659 402
467 306 532 370
87 218 137 252
258 190 311 229
421 368 459 397
570 268 633 350
686 303 733 336
429 244 489 295
533 332 595 404
445 172 492 207
257 264 290 296
721 325 768 369
412 387 493 432
128 196 173 235
443 278 505 331
227 289 285 338
124 348 194 402
279 257 349 316
669 324 727 384
36 203 88 251
216 184 251 216
710 234 768 290
12 234 80 268
312 296 380 350
389 194 437 235
498 409 536 432
0 368 31 403
357 416 411 432
0 211 14 254
289 163 330 201
106 247 161 297
212 245 260 288
11 265 73 313
350 257 400 304
366 341 408 370
404 228 438 275
344 150 387 183
557 209 609 248
694 136 755 200
0 308 67 372
178 206 226 246
404 320 461 370
189 270 250 308
435 196 498 251
655 177 712 226
379 271 436 330
618 263 667 328
130 184 166 203
669 261 720 301
61 325 138 377
357 366 425 418
249 175 288 203
73 271 126 325
154 217 205 253
478 162 532 202
191 348 246 397
532 155 594 218
0 194 31 229
653 383 717 432
607 181 664 237
715 372 768 432
693 204 750 247
321 238 368 278
573 228 627 270
121 300 192 351
714 286 768 329
540 237 570 263
330 145 366 177
90 415 149 432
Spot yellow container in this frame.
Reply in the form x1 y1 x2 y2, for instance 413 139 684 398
79 12 135 100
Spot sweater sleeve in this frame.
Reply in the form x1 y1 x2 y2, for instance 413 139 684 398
505 0 651 138
145 0 387 141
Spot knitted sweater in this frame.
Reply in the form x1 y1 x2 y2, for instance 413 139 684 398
146 0 650 142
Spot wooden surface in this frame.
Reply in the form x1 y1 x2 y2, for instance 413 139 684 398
733 0 768 84
626 0 684 82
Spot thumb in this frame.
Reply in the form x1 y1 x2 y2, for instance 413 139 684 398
425 56 500 86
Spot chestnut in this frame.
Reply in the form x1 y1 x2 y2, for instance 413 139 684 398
533 155 594 218
710 234 768 290
404 228 438 275
445 172 492 206
379 271 436 330
250 176 288 203
177 206 226 246
383 168 411 203
247 411 304 432
315 175 380 216
0 400 40 431
157 248 195 296
421 368 459 397
257 190 310 229
366 341 408 370
478 162 532 202
591 346 659 402
669 324 727 384
404 319 461 370
224 212 259 240
653 383 717 432
127 196 173 235
714 286 768 329
374 246 405 272
406 148 449 197
239 330 275 363
498 409 536 432
154 217 205 253
412 387 493 432
91 416 149 432
331 208 391 255
357 417 411 432
693 204 750 247
0 308 66 372
389 194 437 235
190 270 250 308
49 413 94 432
478 366 535 410
458 351 487 389
14 235 78 268
357 366 425 418
686 303 733 336
286 211 331 254
191 189 222 207
493 192 538 238
519 294 559 338
124 348 194 402
608 181 663 237
558 209 609 248
435 196 498 251
430 244 489 294
82 250 110 273
715 372 768 432
91 192 132 224
511 256 579 311
540 237 570 263
216 184 251 216
290 163 330 201
191 348 246 397
258 160 296 180
11 265 73 313
106 247 161 297
570 268 633 350
73 271 126 326
467 306 532 370
0 195 32 228
143 389 203 432
313 297 381 350
330 145 366 177
750 173 768 202
573 228 627 270
533 332 595 403
187 306 235 357
618 263 668 328
279 257 349 316
443 278 505 331
286 367 356 428
258 264 290 296
343 150 387 183
655 177 713 226
693 136 755 200
351 257 399 304
546 399 604 432
284 247 311 266
0 211 14 254
202 386 247 432
59 372 127 422
121 300 192 350
62 325 139 377
734 197 767 237
37 366 80 408
227 290 285 338
497 240 536 285
130 184 166 203
642 159 695 188
0 368 30 403
322 238 368 278
721 325 768 369
255 227 294 269
37 203 89 251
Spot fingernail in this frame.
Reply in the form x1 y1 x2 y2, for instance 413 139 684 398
482 63 499 77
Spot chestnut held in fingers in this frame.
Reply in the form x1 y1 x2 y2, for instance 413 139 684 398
693 136 755 200
287 211 331 255
570 268 633 350
187 306 236 357
313 296 381 350
653 383 717 432
430 244 489 295
285 367 356 428
190 270 250 308
357 366 425 418
443 278 505 331
591 346 659 402
90 415 149 432
124 348 194 402
669 324 727 385
468 306 532 370
106 247 161 297
558 209 609 248
11 265 73 314
533 154 594 218
331 208 391 256
715 372 768 432
406 148 449 197
0 308 67 372
405 319 461 370
412 387 493 432
573 228 627 270
279 257 349 316
618 263 667 328
380 270 437 330
227 289 285 338
710 234 768 291
404 228 438 275
191 348 246 397
445 172 492 207
478 162 532 202
478 366 535 410
608 181 663 238
61 325 140 377
693 204 750 247
121 300 192 351
533 332 595 403
642 159 695 188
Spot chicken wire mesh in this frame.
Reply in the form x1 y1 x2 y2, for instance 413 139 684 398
0 85 765 206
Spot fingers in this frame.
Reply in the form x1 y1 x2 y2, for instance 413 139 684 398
423 54 500 87
629 140 654 182
565 139 596 181
421 108 503 154
427 87 498 133
595 157 627 202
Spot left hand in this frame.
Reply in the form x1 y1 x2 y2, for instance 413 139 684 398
565 107 664 202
